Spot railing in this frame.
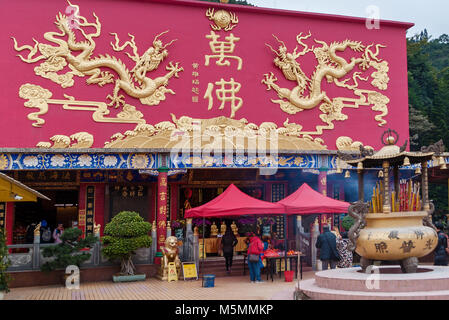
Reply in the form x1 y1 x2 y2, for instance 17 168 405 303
7 224 199 273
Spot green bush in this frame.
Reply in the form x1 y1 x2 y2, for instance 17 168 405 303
0 229 11 293
341 215 355 231
41 228 98 272
102 211 152 276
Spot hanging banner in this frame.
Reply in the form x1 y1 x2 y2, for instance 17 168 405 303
85 186 95 236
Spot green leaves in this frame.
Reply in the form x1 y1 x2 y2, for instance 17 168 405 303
40 227 97 272
101 211 152 270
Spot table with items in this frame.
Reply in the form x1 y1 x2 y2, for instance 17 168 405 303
263 250 304 281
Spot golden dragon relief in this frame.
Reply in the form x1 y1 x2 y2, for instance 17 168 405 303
12 1 183 114
262 32 390 136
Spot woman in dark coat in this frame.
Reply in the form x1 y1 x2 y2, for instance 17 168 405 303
221 228 238 274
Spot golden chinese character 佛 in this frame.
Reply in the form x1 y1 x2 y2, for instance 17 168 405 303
204 78 243 118
205 31 242 70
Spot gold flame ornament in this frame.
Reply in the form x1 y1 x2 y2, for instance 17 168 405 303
378 170 384 178
357 162 363 170
415 167 422 175
345 171 351 179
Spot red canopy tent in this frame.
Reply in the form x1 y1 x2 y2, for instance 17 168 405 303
184 184 285 218
277 183 350 215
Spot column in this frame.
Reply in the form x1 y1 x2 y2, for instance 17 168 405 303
318 168 328 232
358 168 365 202
157 168 168 252
1 202 14 245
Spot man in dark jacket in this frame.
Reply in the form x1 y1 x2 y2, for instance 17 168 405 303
434 222 449 266
316 226 340 270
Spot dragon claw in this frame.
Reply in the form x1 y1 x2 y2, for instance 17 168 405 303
106 94 126 108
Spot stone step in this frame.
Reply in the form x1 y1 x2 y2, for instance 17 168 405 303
299 279 449 300
314 266 449 293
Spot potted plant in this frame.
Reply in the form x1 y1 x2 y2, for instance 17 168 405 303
102 211 152 282
0 229 11 299
41 227 97 284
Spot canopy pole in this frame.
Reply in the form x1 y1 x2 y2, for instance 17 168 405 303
284 214 288 274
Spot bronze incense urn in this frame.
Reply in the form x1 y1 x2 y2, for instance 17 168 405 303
339 130 444 273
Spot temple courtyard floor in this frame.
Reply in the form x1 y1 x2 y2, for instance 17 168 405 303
4 272 316 300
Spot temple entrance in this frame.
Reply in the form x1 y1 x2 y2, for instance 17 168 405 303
13 189 78 244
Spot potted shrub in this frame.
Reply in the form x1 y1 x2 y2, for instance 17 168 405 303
0 229 11 299
341 215 355 232
102 211 152 282
41 227 98 284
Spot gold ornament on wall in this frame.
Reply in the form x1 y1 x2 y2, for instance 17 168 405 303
262 32 390 137
206 8 238 31
102 113 327 151
36 132 94 148
12 1 183 114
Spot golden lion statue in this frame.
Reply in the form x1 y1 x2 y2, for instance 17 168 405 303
160 236 181 281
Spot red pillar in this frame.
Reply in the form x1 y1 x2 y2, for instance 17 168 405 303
94 184 105 236
3 202 14 245
318 168 328 232
157 169 168 252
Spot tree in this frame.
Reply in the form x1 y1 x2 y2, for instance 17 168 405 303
102 211 152 276
41 228 97 272
0 229 11 293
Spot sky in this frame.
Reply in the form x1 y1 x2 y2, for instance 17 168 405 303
248 0 447 38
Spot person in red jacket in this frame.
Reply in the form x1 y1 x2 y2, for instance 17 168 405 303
247 233 264 283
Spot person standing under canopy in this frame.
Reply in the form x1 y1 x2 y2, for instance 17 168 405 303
221 227 238 274
247 233 264 283
316 225 340 270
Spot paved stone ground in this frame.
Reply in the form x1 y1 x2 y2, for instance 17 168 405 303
4 272 316 300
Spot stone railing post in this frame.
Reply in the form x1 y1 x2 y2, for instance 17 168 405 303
32 229 40 270
151 221 157 264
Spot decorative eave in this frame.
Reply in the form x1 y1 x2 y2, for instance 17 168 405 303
345 151 435 168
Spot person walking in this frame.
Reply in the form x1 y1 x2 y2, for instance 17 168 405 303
247 233 264 283
316 225 340 270
434 222 449 266
221 228 238 274
336 232 353 268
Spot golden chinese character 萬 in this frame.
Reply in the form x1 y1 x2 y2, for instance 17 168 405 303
205 31 242 70
204 78 243 118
